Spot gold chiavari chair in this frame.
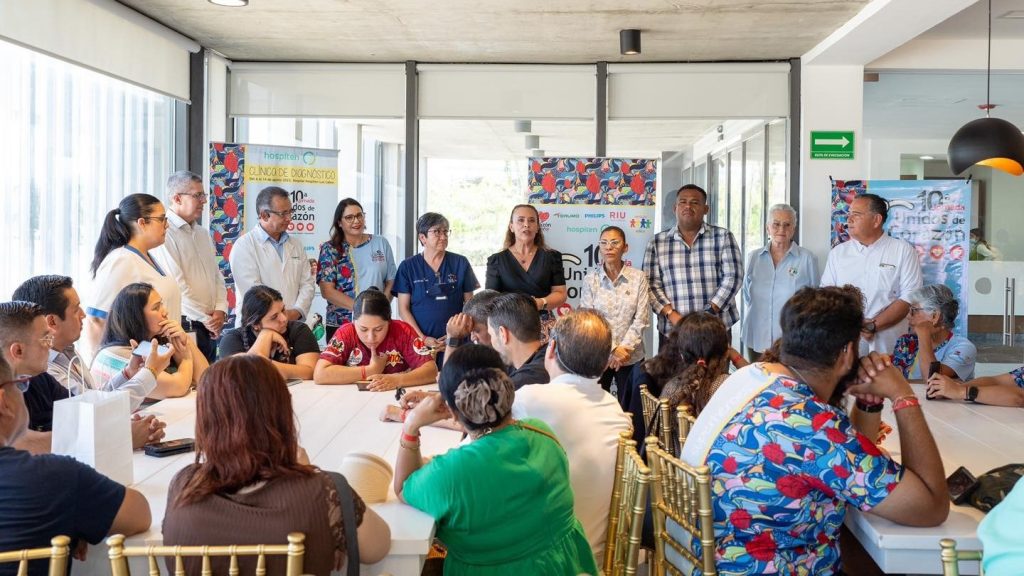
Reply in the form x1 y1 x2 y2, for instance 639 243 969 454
0 536 70 576
646 437 716 576
940 538 983 576
676 405 696 452
639 385 673 450
602 431 651 576
106 533 305 576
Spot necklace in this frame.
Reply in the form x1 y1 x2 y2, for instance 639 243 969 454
787 364 811 385
511 246 535 265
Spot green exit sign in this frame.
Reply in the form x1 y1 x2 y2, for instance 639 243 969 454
810 131 855 159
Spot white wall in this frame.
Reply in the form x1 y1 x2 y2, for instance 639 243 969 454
799 64 866 265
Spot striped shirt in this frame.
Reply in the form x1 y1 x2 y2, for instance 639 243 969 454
642 224 743 334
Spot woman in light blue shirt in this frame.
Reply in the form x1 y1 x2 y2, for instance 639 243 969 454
741 204 818 357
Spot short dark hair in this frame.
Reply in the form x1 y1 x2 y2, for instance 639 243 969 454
600 226 626 242
100 283 161 348
858 193 889 223
353 288 391 321
416 212 449 239
677 184 707 203
487 293 541 343
256 186 289 217
463 290 500 324
779 286 864 370
0 301 46 355
551 309 612 378
13 275 74 319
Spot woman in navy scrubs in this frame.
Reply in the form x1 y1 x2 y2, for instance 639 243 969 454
394 212 479 366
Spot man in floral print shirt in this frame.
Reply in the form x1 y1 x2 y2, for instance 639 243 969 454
681 286 948 575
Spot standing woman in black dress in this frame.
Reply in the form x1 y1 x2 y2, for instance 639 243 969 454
485 204 567 339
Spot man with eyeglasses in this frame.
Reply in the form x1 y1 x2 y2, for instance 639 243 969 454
0 352 151 574
0 299 166 456
821 193 922 355
643 184 743 346
13 275 168 438
151 171 228 362
229 186 316 327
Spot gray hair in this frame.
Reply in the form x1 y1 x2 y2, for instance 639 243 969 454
551 309 613 378
909 284 960 328
255 186 289 217
768 203 798 223
167 171 202 199
416 212 449 239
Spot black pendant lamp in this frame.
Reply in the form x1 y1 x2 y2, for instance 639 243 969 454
948 0 1024 176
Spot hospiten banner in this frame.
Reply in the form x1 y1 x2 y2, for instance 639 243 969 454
527 157 657 315
209 142 339 317
830 179 972 335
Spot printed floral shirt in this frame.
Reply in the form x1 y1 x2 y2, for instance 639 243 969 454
317 241 355 326
319 319 433 374
891 332 977 380
1009 366 1024 388
703 368 903 575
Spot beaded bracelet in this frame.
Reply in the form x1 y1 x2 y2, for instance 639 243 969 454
399 440 421 451
892 395 921 412
402 431 420 443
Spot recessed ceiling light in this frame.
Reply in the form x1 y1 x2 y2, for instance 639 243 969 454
920 155 935 160
209 0 248 6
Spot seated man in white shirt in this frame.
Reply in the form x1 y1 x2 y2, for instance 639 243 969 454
511 309 632 565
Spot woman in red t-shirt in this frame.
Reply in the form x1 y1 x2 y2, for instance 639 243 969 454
313 288 438 391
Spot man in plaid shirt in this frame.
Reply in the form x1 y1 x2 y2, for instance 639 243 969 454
642 184 743 340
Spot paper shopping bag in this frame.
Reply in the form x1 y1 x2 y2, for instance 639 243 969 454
51 390 133 485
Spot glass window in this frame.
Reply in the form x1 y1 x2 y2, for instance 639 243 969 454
744 131 766 254
767 120 788 208
0 39 176 299
711 154 727 228
729 147 743 238
419 119 594 279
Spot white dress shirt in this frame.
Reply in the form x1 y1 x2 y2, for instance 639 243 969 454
151 210 228 323
821 234 923 355
579 264 650 365
511 373 632 566
228 223 315 325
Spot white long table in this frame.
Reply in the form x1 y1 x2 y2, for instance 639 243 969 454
846 383 1024 574
76 382 463 576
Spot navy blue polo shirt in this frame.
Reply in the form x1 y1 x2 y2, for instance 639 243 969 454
394 252 479 338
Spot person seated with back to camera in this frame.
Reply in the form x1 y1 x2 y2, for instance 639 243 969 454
680 285 948 575
218 285 320 380
162 355 391 576
659 311 747 419
90 283 208 401
393 344 598 576
622 314 745 446
313 288 437 390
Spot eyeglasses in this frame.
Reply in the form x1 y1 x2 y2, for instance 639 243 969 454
266 209 294 218
179 192 207 203
427 228 451 237
144 215 169 224
598 239 623 248
342 213 366 223
909 306 928 315
2 376 31 393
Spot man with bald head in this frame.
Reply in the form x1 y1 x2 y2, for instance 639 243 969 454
511 309 631 566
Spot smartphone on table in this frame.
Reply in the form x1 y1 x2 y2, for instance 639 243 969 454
144 438 195 457
946 466 978 505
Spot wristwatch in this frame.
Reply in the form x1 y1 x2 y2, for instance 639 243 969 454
965 386 979 402
864 320 877 334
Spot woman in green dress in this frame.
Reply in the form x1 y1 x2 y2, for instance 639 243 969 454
394 344 597 575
